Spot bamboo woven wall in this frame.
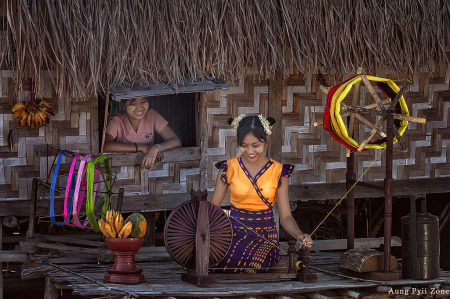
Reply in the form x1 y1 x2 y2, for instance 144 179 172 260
205 64 450 189
1 64 450 200
0 71 201 200
0 72 94 200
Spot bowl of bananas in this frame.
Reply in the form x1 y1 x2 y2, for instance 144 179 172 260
99 210 146 284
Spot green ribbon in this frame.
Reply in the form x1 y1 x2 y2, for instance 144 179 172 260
86 155 112 232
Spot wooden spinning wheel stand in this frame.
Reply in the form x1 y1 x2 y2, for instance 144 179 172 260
164 190 317 286
319 75 426 280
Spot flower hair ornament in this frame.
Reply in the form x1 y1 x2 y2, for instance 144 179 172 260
230 114 273 135
258 114 273 135
230 114 246 134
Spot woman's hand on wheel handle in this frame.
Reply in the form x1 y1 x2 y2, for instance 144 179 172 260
297 233 313 248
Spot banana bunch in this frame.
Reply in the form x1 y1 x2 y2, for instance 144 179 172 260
12 100 55 129
98 210 132 238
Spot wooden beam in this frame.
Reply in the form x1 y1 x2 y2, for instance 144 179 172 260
339 248 399 272
2 233 104 244
143 212 156 247
0 216 3 299
4 177 450 217
31 242 99 254
199 93 208 190
90 95 99 155
0 251 28 263
43 235 106 248
289 177 450 201
279 237 402 253
44 277 58 299
268 69 285 162
103 147 200 167
26 178 38 239
100 90 110 154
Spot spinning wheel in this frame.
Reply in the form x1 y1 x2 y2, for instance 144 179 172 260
164 190 317 286
317 74 425 153
314 73 427 280
164 195 233 268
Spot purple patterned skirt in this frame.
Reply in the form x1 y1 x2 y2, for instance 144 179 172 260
210 205 280 273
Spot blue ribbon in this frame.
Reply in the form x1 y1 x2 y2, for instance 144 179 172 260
49 150 73 225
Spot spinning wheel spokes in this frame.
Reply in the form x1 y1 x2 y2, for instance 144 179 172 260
164 200 232 269
354 75 410 152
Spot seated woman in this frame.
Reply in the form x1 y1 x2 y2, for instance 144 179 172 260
103 96 182 170
210 115 313 273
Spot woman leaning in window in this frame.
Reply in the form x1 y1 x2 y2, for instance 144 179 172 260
103 97 182 170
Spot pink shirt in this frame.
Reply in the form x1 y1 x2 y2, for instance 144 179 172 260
105 109 168 145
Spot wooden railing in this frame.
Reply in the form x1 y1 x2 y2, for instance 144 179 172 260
103 147 201 166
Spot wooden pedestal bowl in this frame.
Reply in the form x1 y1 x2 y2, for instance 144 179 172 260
103 237 146 284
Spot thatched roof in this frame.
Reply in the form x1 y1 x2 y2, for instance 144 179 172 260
1 0 450 99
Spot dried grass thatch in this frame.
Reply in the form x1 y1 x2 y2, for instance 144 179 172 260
1 0 450 99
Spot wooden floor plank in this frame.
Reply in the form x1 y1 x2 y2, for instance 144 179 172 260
20 258 450 297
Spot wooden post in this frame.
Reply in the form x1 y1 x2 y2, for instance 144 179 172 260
0 216 3 299
384 110 394 274
346 152 355 250
100 90 110 154
199 93 208 190
268 70 285 162
143 212 156 247
288 240 296 274
269 70 286 238
44 277 58 299
115 188 124 213
90 95 99 155
195 199 210 276
26 178 39 240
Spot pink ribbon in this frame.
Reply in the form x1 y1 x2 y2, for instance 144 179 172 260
64 152 84 225
72 154 92 227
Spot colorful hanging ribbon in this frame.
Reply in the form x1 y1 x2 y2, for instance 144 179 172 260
82 168 99 227
72 154 92 228
86 155 111 232
64 152 84 225
49 150 73 226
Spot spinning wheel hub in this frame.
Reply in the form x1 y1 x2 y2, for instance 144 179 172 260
164 193 232 269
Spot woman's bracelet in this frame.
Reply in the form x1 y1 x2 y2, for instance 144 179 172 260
154 144 163 153
134 143 138 153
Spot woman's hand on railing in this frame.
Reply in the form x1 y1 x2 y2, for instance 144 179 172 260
140 145 162 170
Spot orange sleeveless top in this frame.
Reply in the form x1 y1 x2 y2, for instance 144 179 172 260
215 156 294 211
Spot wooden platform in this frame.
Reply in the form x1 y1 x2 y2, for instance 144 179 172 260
20 252 450 298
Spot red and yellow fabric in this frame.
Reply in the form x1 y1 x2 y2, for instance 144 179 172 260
323 74 410 152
